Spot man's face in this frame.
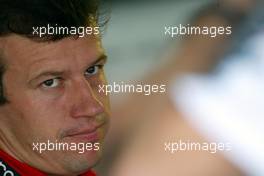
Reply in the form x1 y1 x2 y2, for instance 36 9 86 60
0 35 110 175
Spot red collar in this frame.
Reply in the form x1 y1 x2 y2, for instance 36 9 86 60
0 150 96 176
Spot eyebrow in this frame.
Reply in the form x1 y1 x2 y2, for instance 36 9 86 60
28 54 108 85
91 54 107 66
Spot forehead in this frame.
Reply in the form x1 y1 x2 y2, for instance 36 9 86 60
0 35 103 68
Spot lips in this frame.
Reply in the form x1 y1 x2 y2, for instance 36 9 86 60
64 122 106 142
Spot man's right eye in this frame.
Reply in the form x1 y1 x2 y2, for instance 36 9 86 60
41 78 61 88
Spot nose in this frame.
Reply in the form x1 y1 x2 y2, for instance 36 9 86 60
69 78 104 118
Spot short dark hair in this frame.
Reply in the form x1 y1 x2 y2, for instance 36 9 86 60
0 0 105 105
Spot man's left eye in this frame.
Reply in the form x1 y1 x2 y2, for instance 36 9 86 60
85 65 100 76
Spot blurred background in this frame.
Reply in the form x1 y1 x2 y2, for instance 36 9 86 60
96 0 263 175
103 0 210 85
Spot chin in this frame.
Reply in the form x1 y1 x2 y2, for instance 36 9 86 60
61 149 102 174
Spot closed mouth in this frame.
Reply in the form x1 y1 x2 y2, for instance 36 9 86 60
65 122 106 141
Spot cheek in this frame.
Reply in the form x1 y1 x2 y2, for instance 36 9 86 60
15 92 70 141
31 95 69 123
1 98 64 148
3 83 64 142
90 73 110 110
